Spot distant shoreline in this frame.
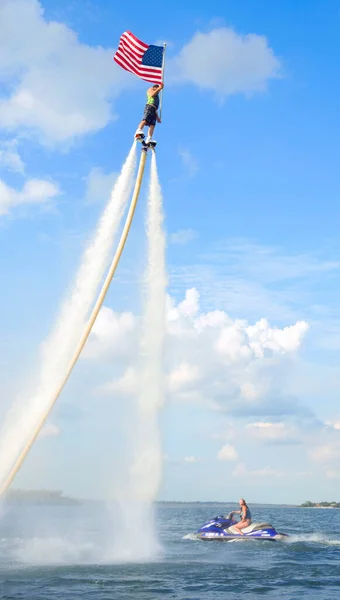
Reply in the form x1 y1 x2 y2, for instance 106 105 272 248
300 501 340 508
5 489 80 505
9 491 339 508
3 492 298 507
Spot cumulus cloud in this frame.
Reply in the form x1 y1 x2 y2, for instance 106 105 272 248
170 27 280 96
167 362 200 393
84 167 118 204
168 288 200 319
216 318 309 361
0 139 25 173
217 444 238 461
0 177 60 216
83 306 136 361
99 367 136 396
0 0 133 144
86 288 309 421
0 5 280 146
245 421 299 444
325 418 340 431
170 229 198 246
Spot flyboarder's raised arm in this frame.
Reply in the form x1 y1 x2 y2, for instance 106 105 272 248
148 82 164 97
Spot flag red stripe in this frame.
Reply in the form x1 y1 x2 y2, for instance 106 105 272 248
118 40 144 66
119 38 145 61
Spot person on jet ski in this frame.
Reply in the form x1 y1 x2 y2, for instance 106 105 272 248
230 498 252 535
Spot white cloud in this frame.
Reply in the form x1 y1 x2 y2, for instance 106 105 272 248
167 362 200 393
167 288 200 320
83 306 136 360
215 318 309 364
170 229 198 246
251 466 282 477
0 177 60 216
217 444 238 461
247 319 310 355
245 421 294 443
170 27 280 96
87 288 309 421
178 148 198 179
240 383 259 400
184 456 199 463
39 422 60 439
0 139 25 173
0 6 282 148
310 442 340 463
99 367 137 396
84 167 117 204
232 462 281 478
325 418 340 431
0 0 133 145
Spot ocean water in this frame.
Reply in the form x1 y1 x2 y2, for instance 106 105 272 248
0 502 340 599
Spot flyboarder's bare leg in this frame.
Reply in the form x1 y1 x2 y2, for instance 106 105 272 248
148 125 155 138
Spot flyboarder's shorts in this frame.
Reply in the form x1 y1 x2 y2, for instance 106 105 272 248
143 104 157 126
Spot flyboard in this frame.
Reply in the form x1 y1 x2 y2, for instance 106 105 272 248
135 132 157 152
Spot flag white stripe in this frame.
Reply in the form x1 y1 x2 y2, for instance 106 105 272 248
123 31 148 53
119 37 145 60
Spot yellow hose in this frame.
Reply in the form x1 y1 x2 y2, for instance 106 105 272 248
0 149 148 496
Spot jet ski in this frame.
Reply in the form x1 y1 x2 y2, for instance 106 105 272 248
195 513 288 541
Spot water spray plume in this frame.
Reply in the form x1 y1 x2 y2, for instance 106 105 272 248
0 144 149 495
133 151 167 502
113 151 167 560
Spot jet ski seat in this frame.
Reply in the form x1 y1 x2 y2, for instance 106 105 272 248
227 523 274 534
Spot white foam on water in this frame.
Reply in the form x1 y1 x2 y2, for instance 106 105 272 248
287 532 340 545
183 533 200 541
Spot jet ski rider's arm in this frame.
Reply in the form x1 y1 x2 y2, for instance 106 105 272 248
229 510 241 517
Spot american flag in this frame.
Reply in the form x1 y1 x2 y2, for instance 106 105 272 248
114 31 164 84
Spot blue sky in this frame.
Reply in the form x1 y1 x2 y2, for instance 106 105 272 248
0 0 340 504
